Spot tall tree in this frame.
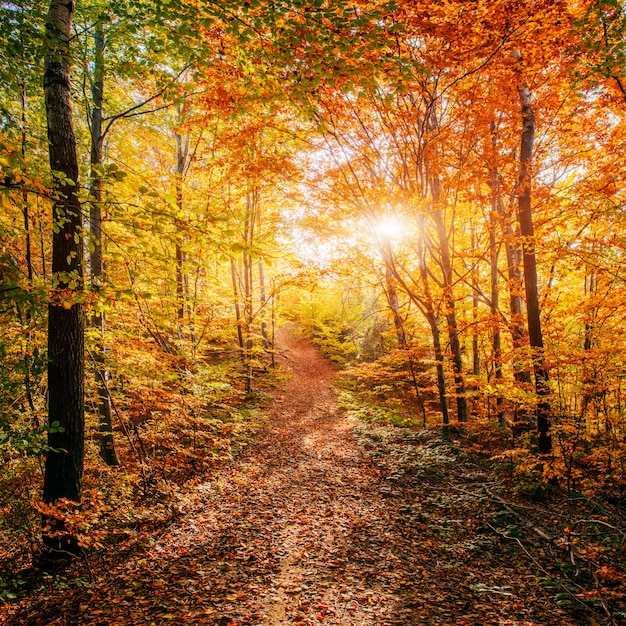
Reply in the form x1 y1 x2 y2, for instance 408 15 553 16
513 51 551 454
42 0 85 552
174 120 191 335
88 19 119 467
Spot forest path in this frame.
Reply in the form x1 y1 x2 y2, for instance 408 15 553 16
152 327 405 625
8 329 584 625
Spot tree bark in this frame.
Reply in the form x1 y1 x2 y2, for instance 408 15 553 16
489 123 530 390
384 221 449 430
471 227 480 377
43 0 85 553
580 264 597 422
20 81 36 417
515 57 551 454
89 23 119 467
381 245 427 424
488 184 505 423
430 180 468 423
416 217 450 432
425 96 467 423
242 192 257 393
381 240 407 349
230 257 245 353
175 129 190 332
258 260 270 349
489 122 532 430
256 198 269 350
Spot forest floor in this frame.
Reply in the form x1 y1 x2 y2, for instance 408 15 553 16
2 330 623 625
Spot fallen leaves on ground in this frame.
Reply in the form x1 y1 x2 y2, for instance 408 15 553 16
2 330 622 625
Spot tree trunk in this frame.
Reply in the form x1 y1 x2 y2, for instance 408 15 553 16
381 240 407 349
580 264 597 422
471 227 480 377
515 57 551 454
427 312 449 435
430 181 468 423
43 0 85 553
20 82 36 417
89 23 119 467
381 243 427 424
20 84 33 285
256 196 270 350
175 130 190 332
386 265 407 348
258 260 270 349
416 218 449 432
488 185 505 424
472 304 480 377
270 277 277 367
384 220 449 430
489 122 531 430
489 124 530 386
242 192 256 393
425 96 467 424
230 257 245 352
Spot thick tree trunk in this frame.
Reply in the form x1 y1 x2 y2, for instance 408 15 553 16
89 24 119 467
43 0 85 553
515 59 551 454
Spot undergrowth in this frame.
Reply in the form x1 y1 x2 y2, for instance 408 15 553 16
336 388 419 428
0 334 277 606
348 406 626 625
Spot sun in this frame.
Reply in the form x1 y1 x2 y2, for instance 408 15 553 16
375 215 406 241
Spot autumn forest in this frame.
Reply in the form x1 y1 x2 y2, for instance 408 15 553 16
1 0 626 624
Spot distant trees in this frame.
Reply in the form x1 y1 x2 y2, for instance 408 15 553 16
269 0 626 465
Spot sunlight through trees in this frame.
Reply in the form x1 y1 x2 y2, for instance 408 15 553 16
0 0 625 618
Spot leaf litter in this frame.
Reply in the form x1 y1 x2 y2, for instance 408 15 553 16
2 330 619 625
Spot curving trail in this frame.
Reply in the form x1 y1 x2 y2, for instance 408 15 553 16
153 328 402 625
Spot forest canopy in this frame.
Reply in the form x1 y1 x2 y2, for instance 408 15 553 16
0 0 625 599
